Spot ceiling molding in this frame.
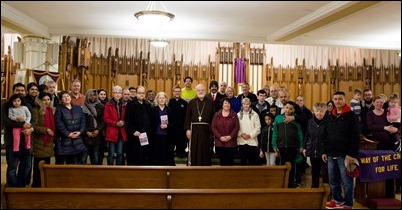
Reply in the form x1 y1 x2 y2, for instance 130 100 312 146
1 19 32 34
2 1 398 50
1 1 50 37
287 39 401 50
273 1 382 42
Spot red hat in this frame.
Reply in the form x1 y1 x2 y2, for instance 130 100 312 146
345 158 360 178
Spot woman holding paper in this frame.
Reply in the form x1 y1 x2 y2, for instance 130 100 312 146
151 92 174 166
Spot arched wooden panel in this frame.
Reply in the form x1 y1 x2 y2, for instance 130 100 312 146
303 83 313 109
320 84 329 104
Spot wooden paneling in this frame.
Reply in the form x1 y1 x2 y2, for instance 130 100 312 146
7 37 394 111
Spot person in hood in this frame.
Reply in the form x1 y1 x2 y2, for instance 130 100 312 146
322 91 360 209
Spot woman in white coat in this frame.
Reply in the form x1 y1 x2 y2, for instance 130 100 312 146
237 98 261 165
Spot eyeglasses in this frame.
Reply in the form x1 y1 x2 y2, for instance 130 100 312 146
137 92 145 94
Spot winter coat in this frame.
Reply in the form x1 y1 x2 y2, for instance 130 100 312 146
54 104 86 155
304 116 327 158
103 99 127 142
32 99 55 158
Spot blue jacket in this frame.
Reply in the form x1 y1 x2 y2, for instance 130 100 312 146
54 104 86 155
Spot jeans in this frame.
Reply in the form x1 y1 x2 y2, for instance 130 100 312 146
108 139 124 165
86 144 100 165
82 144 100 165
6 145 32 187
56 152 86 164
327 156 354 207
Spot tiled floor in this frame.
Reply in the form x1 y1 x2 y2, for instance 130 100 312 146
1 154 400 209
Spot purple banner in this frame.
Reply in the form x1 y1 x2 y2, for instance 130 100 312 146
234 58 246 83
357 150 401 182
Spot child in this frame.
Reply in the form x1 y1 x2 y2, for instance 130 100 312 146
272 101 304 188
387 93 401 151
303 102 329 188
259 112 276 165
7 94 31 152
350 88 362 117
269 104 278 117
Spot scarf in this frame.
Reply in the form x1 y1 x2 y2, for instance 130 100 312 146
44 106 55 145
82 89 102 129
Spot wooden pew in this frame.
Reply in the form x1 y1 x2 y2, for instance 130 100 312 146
39 161 169 188
168 164 290 188
2 187 169 209
170 185 331 209
3 184 330 209
39 161 291 189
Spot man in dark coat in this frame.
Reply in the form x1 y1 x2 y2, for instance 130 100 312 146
184 84 215 166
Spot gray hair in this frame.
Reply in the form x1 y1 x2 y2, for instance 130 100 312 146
241 97 251 105
239 97 254 120
112 85 122 93
313 102 327 111
45 80 56 85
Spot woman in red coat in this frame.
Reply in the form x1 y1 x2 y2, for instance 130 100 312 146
103 85 127 165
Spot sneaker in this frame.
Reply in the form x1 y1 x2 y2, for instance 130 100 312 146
326 200 345 209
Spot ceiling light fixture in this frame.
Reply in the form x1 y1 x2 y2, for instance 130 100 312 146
150 39 169 47
134 1 175 25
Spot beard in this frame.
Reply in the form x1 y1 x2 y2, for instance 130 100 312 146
364 98 373 104
197 93 205 99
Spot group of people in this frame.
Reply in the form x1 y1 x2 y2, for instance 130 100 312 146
2 77 400 209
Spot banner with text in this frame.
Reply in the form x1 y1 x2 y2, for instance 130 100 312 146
357 150 400 182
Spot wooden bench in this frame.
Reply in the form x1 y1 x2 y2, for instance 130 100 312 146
2 184 330 209
39 161 291 188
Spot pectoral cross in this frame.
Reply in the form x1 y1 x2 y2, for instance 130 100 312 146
198 116 202 121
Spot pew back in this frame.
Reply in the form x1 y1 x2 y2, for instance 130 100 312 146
3 187 169 209
168 164 290 188
40 162 168 188
40 161 291 189
3 185 330 209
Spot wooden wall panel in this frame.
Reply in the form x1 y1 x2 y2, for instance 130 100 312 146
303 84 313 109
147 79 157 92
163 79 173 98
320 84 329 104
287 83 297 102
156 79 164 93
338 81 363 103
47 38 400 111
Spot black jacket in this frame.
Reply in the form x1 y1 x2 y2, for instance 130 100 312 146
304 116 327 158
323 105 360 157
